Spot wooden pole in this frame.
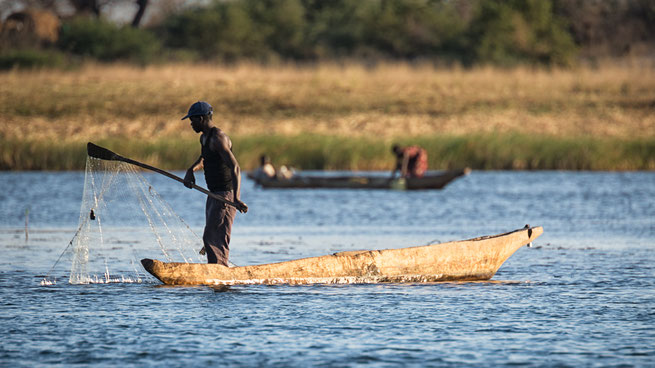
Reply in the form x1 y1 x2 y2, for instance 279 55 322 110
24 207 29 241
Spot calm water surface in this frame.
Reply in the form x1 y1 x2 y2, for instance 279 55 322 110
1 171 654 367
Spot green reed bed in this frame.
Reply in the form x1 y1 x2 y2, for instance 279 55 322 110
2 134 654 171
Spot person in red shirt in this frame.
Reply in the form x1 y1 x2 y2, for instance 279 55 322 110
391 144 428 178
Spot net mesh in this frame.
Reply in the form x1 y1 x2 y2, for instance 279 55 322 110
43 157 206 285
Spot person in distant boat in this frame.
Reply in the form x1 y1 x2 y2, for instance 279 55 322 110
277 164 295 180
390 144 428 178
182 101 248 266
251 155 276 181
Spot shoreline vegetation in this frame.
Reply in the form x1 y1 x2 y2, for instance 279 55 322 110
1 62 654 171
3 134 654 171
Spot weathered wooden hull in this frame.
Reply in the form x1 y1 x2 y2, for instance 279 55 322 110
248 168 471 190
141 226 542 286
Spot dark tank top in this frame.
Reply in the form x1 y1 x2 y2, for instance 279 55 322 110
201 128 233 192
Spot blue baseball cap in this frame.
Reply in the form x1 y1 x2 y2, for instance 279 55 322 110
181 101 213 120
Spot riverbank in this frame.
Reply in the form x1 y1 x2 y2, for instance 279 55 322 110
3 134 653 171
2 62 653 170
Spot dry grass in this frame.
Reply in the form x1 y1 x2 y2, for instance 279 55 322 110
1 61 654 144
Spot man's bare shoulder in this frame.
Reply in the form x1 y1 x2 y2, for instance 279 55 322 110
209 128 232 151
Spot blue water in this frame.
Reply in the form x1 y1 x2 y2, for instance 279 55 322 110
1 171 654 366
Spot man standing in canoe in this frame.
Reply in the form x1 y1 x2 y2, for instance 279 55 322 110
391 144 428 178
182 101 248 266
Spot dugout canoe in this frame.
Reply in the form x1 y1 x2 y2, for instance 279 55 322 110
248 168 471 190
141 226 542 286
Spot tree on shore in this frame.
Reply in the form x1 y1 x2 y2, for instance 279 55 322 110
1 0 654 68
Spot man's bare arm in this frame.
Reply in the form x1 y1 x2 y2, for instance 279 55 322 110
189 156 204 171
183 155 203 188
212 134 248 213
401 153 410 178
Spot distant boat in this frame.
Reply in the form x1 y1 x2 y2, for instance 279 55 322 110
247 168 471 190
141 226 542 286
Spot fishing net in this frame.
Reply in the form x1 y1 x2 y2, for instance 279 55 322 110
42 157 206 285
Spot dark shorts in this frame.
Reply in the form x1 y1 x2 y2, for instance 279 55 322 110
203 191 236 266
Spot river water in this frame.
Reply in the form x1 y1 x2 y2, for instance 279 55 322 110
1 171 654 367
